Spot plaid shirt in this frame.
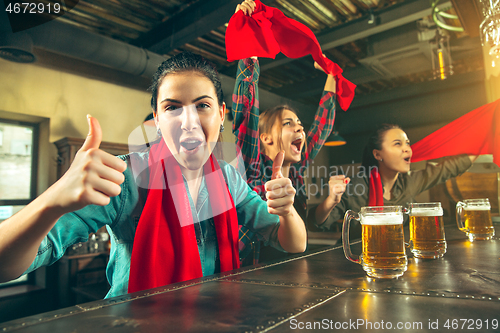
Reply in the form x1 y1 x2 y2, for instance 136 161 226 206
232 58 336 263
232 58 336 205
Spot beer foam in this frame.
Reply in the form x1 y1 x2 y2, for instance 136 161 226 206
464 206 490 211
411 207 443 216
361 213 402 225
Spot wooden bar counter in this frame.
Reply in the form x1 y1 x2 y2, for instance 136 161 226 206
1 225 499 332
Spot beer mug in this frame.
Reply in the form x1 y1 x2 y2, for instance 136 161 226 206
456 198 495 241
343 206 407 279
407 202 446 259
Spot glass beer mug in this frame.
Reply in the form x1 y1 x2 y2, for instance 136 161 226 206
343 206 407 279
407 202 446 259
456 198 495 241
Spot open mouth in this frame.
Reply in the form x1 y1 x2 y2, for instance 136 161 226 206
291 138 303 154
404 157 411 163
180 139 203 151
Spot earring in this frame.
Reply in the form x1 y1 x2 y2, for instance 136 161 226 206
157 128 162 136
220 124 225 133
379 158 383 162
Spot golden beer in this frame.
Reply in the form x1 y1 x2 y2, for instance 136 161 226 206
361 222 407 274
409 203 446 259
343 206 407 279
456 199 495 241
463 208 495 240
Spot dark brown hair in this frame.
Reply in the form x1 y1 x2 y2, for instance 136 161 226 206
149 51 224 112
148 51 225 145
362 124 402 169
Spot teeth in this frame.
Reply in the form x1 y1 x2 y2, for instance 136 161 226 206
291 142 301 153
181 139 202 151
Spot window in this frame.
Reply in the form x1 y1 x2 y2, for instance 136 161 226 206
0 121 37 203
0 119 40 287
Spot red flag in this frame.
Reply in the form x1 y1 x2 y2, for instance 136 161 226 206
225 0 356 111
411 99 500 166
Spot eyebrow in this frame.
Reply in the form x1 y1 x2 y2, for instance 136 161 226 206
159 95 214 104
192 95 213 103
283 117 301 122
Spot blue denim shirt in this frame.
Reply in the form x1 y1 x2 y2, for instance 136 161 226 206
25 152 282 298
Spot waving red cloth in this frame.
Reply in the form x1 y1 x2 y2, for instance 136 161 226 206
411 99 500 167
128 140 240 293
225 0 356 111
368 167 384 206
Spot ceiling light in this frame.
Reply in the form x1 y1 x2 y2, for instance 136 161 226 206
430 29 453 80
325 131 346 146
479 0 500 67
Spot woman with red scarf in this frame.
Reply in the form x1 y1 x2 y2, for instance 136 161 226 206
0 52 306 297
232 0 349 264
309 124 476 240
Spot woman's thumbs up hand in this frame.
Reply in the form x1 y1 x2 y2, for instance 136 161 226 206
265 151 295 217
48 115 127 213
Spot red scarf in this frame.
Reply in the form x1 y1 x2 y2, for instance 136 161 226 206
225 0 356 111
128 140 240 293
368 167 384 206
368 100 500 207
411 99 500 166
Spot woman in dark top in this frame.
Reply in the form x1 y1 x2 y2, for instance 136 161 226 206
308 124 476 238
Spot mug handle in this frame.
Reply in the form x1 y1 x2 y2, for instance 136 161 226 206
342 210 360 263
456 201 466 232
403 206 411 248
